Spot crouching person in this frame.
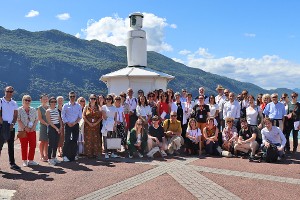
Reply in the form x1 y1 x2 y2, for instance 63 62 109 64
127 119 148 158
163 111 184 155
221 117 238 157
234 118 259 161
185 118 202 156
147 115 167 158
202 117 220 156
261 117 286 162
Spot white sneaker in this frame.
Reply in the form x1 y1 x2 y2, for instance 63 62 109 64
160 150 167 157
137 152 143 158
53 158 61 164
22 160 28 167
105 153 109 159
128 154 133 158
75 156 79 161
28 160 39 166
111 153 119 158
63 156 70 162
48 159 56 166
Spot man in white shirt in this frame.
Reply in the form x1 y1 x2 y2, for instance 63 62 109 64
195 87 209 105
125 88 138 131
180 89 187 103
0 86 20 170
223 92 241 131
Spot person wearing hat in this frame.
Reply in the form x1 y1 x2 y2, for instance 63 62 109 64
263 93 285 131
137 89 144 98
215 85 226 104
163 111 184 155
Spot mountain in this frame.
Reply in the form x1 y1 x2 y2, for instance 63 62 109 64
0 26 294 100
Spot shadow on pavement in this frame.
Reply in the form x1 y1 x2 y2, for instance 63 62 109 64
0 169 54 181
59 161 93 171
29 165 66 174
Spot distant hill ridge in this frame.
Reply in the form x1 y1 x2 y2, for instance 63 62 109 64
0 26 293 100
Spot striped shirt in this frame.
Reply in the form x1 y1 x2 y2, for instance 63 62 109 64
49 108 60 125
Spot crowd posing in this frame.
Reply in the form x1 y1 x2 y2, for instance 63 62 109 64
0 85 299 170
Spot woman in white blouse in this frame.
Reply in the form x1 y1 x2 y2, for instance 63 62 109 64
114 96 127 149
136 95 152 134
246 95 263 129
17 95 39 167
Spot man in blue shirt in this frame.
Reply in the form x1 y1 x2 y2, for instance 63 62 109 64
61 91 82 162
263 93 286 131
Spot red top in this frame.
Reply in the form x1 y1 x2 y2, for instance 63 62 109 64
159 101 169 115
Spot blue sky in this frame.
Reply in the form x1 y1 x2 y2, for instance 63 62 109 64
1 0 300 89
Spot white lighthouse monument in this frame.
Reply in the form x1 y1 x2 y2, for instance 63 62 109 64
100 12 174 96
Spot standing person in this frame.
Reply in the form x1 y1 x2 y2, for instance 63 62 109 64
257 93 263 106
171 92 187 139
180 89 187 103
157 92 170 121
223 92 241 131
37 93 49 162
0 86 20 170
137 89 144 98
114 95 127 150
125 88 138 132
127 119 148 158
57 96 64 157
208 95 219 126
147 92 157 117
263 93 286 131
240 90 250 119
215 85 226 105
218 89 230 131
284 92 300 154
61 91 82 162
196 87 209 104
46 97 63 165
17 95 39 167
101 94 118 159
191 94 210 133
184 93 194 123
82 94 102 159
120 92 129 136
166 88 174 103
77 97 86 157
260 94 271 112
136 95 152 134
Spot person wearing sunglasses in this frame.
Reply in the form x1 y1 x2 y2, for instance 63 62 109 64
61 91 82 162
82 94 102 159
284 92 300 154
46 97 63 165
0 86 20 170
17 95 39 167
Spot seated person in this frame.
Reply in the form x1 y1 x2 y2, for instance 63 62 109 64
185 118 202 156
261 117 286 160
163 111 184 155
202 117 220 156
147 115 167 158
127 119 148 158
234 118 259 160
222 117 238 156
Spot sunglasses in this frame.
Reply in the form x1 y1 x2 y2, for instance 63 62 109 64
115 98 121 101
137 123 143 125
50 101 57 103
90 98 96 100
80 100 85 102
106 98 112 100
292 96 297 98
227 121 233 123
182 91 186 93
171 115 177 117
5 90 14 93
69 95 76 98
24 99 31 102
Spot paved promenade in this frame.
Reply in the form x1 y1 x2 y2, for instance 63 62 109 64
1 142 300 200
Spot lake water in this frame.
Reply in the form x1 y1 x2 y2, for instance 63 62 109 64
14 101 300 139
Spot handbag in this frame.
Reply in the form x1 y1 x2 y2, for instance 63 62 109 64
17 130 27 139
106 138 121 149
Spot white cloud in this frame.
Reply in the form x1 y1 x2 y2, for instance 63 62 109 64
56 13 71 20
81 13 174 52
75 33 81 38
25 10 39 18
184 51 300 89
179 49 191 55
244 33 256 38
196 48 214 59
170 24 177 29
172 58 184 64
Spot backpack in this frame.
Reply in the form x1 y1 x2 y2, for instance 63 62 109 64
263 143 278 163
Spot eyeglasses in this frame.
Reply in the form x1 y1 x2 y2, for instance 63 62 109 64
227 121 233 123
106 98 112 100
137 123 143 125
80 100 85 102
115 98 121 101
90 98 96 100
272 97 278 99
69 95 76 98
5 90 14 93
24 99 31 102
182 91 186 93
171 115 177 117
50 101 57 103
292 96 297 98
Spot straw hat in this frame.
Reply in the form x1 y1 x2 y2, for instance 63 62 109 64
215 85 225 91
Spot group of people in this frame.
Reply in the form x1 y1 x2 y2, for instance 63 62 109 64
0 84 299 170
